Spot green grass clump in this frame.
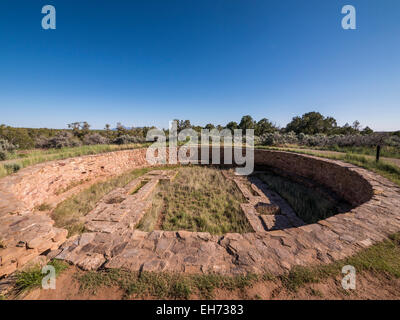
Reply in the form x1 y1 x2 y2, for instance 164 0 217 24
3 163 21 174
77 269 260 299
279 233 400 292
35 203 52 212
77 233 400 298
14 260 69 294
152 166 252 234
52 167 151 237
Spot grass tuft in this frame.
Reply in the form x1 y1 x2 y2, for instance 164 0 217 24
138 166 253 234
279 232 400 292
257 172 343 223
14 260 69 295
77 270 260 299
52 167 151 237
35 203 52 212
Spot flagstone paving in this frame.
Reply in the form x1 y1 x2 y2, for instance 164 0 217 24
1 148 400 278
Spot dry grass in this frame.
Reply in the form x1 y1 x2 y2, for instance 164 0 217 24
13 260 69 295
0 143 149 178
52 167 151 237
140 166 253 234
35 203 52 212
257 146 400 187
75 233 400 299
77 269 259 300
257 172 342 224
279 233 400 292
136 188 165 232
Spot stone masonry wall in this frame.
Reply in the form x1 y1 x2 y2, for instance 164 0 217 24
0 147 373 217
0 148 150 216
252 150 373 206
1 147 400 277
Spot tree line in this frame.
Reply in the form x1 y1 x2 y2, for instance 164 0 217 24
1 111 398 152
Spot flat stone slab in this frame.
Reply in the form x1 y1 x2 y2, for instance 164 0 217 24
1 148 400 277
227 170 304 232
260 215 293 231
84 170 176 234
0 213 67 277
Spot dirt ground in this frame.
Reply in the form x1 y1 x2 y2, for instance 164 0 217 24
19 267 400 300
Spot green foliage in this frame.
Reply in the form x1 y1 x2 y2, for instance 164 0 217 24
361 126 374 135
0 137 17 160
239 115 256 130
113 134 146 145
35 203 52 211
285 111 337 135
35 131 82 149
51 167 151 236
156 167 252 234
284 111 369 136
280 232 400 292
0 125 34 149
77 269 259 299
14 260 69 294
67 121 90 139
3 163 21 174
255 118 277 136
226 121 239 132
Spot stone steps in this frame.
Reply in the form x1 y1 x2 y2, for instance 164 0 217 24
84 170 177 235
0 214 67 277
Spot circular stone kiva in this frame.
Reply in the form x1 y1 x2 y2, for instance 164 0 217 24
1 148 400 276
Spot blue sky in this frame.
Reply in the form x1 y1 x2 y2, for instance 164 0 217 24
0 0 399 130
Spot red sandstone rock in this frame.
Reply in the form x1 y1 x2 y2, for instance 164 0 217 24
0 148 400 277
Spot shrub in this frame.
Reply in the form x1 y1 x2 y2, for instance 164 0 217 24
0 138 16 160
112 134 146 145
260 132 397 148
4 163 21 173
35 131 82 149
83 133 109 145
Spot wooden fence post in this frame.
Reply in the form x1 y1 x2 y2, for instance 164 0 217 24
376 145 381 162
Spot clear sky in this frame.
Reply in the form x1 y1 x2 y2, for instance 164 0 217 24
0 0 399 131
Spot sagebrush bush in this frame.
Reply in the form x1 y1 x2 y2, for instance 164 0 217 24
260 132 396 148
112 134 146 145
0 138 17 160
35 131 82 149
83 133 109 145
